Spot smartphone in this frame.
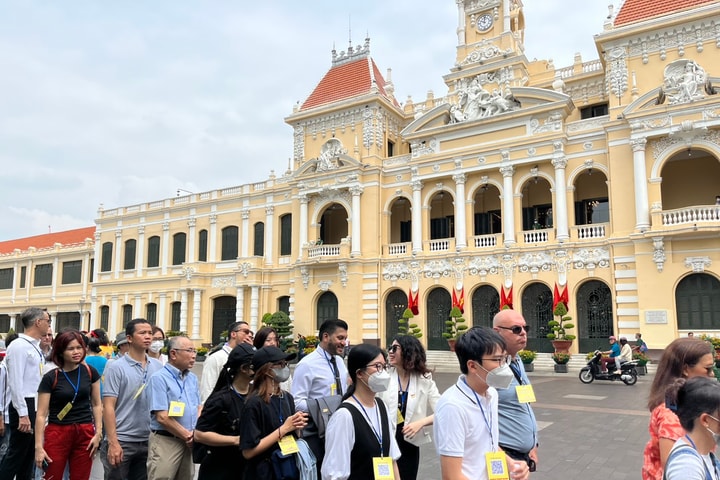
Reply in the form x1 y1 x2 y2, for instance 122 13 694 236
42 459 49 471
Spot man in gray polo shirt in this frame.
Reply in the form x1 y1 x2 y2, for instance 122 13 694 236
100 318 162 480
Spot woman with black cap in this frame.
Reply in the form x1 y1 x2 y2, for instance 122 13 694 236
194 343 255 480
240 346 308 479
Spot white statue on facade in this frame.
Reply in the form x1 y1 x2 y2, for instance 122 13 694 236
661 60 710 105
451 75 519 123
316 138 346 171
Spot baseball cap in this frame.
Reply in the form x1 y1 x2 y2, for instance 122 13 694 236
224 344 256 371
608 335 617 341
115 331 129 347
252 346 296 371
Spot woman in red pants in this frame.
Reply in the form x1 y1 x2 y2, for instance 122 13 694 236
35 330 103 480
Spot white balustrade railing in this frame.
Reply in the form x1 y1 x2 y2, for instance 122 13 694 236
574 223 607 239
473 234 498 248
428 239 450 252
307 244 341 259
387 243 408 255
662 205 720 226
522 229 550 243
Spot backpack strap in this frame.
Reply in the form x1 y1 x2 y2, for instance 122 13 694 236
663 443 713 480
51 364 93 390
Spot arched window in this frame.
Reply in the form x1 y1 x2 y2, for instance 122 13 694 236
172 233 187 265
171 302 182 331
122 304 133 326
577 280 614 352
101 242 113 272
676 274 720 330
124 239 137 270
254 223 265 257
471 285 499 328
100 306 109 331
278 296 290 315
198 230 208 262
280 214 292 256
385 289 408 344
221 226 238 261
521 283 553 352
147 236 160 268
146 303 157 325
316 291 338 329
427 288 452 351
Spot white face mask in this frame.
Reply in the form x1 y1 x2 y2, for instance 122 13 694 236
367 370 391 393
475 362 514 390
707 415 720 446
272 366 291 383
149 340 164 354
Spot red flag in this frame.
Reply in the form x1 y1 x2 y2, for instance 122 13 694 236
553 283 561 310
553 283 570 310
458 287 465 314
452 288 458 309
408 289 419 315
500 286 514 310
560 285 569 309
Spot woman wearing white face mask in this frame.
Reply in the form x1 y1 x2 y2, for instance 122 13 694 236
663 376 720 480
322 344 401 480
147 326 168 365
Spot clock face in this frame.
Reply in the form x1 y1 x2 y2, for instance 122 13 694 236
477 13 493 32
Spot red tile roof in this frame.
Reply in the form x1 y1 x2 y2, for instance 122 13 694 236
614 0 716 27
0 227 96 254
300 56 399 110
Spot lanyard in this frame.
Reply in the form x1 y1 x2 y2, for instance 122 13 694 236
463 377 494 448
322 349 339 377
21 337 44 364
164 365 186 400
62 367 81 404
352 396 384 457
273 395 286 424
398 374 410 413
684 435 720 480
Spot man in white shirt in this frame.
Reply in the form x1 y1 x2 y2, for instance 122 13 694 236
291 318 349 471
199 321 252 402
0 307 50 480
617 337 633 371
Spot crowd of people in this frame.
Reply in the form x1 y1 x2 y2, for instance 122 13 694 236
0 305 717 480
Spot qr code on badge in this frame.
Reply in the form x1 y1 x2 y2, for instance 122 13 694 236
490 459 505 475
377 463 391 476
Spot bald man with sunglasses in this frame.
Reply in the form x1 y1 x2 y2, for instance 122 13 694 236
493 309 539 473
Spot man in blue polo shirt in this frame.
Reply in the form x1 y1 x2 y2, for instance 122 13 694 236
600 336 621 373
147 335 201 480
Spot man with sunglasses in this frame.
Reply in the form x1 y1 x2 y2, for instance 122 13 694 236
200 321 252 402
493 309 539 474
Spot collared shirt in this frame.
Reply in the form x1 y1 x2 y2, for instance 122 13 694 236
291 347 349 412
435 375 498 480
0 362 9 419
149 363 201 432
103 354 163 442
6 333 44 416
610 343 621 358
199 344 231 403
620 344 633 363
497 356 538 452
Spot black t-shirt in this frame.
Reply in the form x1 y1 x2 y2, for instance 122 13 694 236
195 387 246 468
239 393 296 479
38 365 100 424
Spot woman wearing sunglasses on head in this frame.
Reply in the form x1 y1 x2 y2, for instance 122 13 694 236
642 338 716 480
378 335 440 480
663 376 720 480
322 343 401 480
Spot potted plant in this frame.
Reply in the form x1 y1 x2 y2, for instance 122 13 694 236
398 308 423 338
546 302 576 354
552 352 571 373
443 306 468 352
262 311 295 351
195 346 209 362
633 351 649 375
518 349 537 372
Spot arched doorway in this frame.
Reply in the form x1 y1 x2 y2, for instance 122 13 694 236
319 204 348 244
577 280 614 352
427 288 452 350
385 289 408 345
471 285 499 328
521 283 553 352
212 296 236 345
676 273 720 330
316 291 339 330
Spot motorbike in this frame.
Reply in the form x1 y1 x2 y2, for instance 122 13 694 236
579 350 638 386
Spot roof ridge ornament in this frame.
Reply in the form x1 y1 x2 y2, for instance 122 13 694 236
331 37 371 66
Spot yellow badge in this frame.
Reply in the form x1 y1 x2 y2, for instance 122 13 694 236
57 402 73 421
330 383 337 396
132 383 146 400
372 457 395 480
278 435 299 455
168 401 185 417
40 363 44 375
515 384 536 403
485 451 509 480
397 408 404 424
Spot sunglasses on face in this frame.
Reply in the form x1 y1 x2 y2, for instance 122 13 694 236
388 345 400 353
497 325 530 335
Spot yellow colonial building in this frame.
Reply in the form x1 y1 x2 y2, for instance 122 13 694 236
1 0 720 353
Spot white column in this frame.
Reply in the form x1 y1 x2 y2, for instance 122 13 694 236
161 222 170 275
110 296 119 336
500 166 516 246
456 0 466 45
92 232 101 282
136 226 145 276
631 137 650 231
180 289 188 333
192 289 201 339
159 293 168 330
411 180 423 254
453 173 467 250
241 210 250 258
236 286 245 323
299 195 309 261
208 214 218 262
134 295 142 319
249 286 260 331
552 156 570 242
264 206 274 265
114 231 122 279
350 186 363 256
187 218 196 263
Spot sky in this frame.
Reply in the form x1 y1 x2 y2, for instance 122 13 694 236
0 0 613 242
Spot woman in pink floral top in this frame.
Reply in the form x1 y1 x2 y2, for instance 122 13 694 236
642 338 715 480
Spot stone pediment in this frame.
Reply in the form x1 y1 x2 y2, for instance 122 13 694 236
294 138 363 177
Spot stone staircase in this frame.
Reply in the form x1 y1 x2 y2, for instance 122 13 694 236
426 351 656 375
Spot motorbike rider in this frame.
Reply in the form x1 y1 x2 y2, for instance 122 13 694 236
600 336 621 373
616 337 633 372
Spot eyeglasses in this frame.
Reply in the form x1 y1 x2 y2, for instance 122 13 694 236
365 363 389 372
273 361 289 368
173 348 197 354
234 328 252 335
480 355 512 366
497 325 530 335
388 345 400 353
